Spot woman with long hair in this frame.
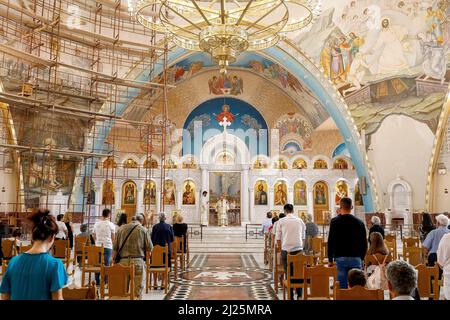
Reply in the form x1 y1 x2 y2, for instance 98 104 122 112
420 212 435 241
367 232 389 256
0 209 68 300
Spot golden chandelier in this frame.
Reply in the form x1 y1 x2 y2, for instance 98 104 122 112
128 0 322 73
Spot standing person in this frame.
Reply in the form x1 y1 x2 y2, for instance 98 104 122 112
151 212 175 269
276 204 306 299
368 216 384 243
420 212 436 241
262 212 273 234
437 232 450 300
386 260 417 300
55 214 68 240
62 213 74 249
0 209 68 300
328 197 367 289
423 214 449 268
173 213 188 249
304 214 319 253
200 191 209 226
216 194 229 227
92 208 116 285
113 214 152 300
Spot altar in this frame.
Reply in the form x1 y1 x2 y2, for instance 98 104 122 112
209 208 241 226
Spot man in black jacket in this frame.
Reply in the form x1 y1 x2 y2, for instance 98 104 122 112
328 197 367 289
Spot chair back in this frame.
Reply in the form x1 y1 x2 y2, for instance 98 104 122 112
404 247 424 266
103 263 135 300
1 239 16 258
333 281 383 300
63 280 97 300
385 234 396 243
286 252 314 281
384 240 397 260
416 264 440 300
19 243 32 253
303 264 337 300
311 237 322 255
74 235 89 253
82 245 104 267
149 245 169 268
403 237 420 248
175 236 185 254
52 239 70 259
170 241 177 259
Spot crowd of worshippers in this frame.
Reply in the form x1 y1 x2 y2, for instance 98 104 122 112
0 209 188 300
263 198 450 300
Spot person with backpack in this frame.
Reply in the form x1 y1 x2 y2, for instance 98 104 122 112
365 232 391 290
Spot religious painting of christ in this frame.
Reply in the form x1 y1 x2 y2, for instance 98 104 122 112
335 180 348 205
294 180 307 206
215 104 236 123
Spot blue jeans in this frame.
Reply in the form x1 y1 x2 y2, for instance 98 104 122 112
95 248 112 285
335 257 362 289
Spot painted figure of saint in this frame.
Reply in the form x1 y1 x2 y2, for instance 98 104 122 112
254 182 268 205
102 180 115 205
335 182 348 205
124 183 136 205
274 183 287 206
314 184 327 205
294 181 307 206
182 182 196 205
215 104 235 123
143 180 156 205
164 181 176 205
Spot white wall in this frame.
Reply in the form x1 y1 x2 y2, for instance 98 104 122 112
433 117 450 212
368 115 434 211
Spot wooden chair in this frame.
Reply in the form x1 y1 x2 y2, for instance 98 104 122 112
81 245 104 287
282 252 314 300
404 247 425 266
415 264 440 300
175 236 186 271
146 245 170 294
63 280 97 300
19 243 32 253
321 242 328 264
333 281 383 300
273 242 285 293
303 264 337 300
267 233 274 271
310 237 323 264
1 239 16 274
264 233 270 265
403 237 420 249
170 241 178 279
101 263 135 300
384 239 397 260
52 239 71 270
385 233 396 243
73 235 89 267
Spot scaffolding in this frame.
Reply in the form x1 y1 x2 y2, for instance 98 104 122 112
0 0 172 225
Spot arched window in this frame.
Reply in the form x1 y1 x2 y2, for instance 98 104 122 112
123 158 138 169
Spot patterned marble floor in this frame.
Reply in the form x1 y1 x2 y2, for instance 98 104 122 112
165 254 277 300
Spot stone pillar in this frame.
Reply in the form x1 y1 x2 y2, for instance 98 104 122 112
156 191 161 213
288 187 294 206
241 167 250 224
94 186 102 217
136 181 144 214
176 190 182 210
249 187 254 223
348 186 355 215
269 190 274 210
307 188 314 220
115 181 122 211
330 184 336 218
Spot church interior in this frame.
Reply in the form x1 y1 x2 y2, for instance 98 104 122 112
0 0 449 302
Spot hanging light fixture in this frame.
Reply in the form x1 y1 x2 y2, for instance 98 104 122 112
128 0 322 73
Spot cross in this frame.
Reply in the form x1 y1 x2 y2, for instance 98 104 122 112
219 116 231 133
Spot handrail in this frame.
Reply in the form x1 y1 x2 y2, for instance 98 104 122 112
245 223 263 241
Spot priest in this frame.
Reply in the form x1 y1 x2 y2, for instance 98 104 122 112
216 194 230 227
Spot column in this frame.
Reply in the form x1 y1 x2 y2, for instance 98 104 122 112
329 184 336 218
156 191 161 213
136 181 144 214
176 190 182 210
249 187 254 223
115 181 122 211
348 186 355 215
94 186 102 218
241 167 249 224
287 187 294 206
269 190 274 211
196 190 201 223
307 188 314 220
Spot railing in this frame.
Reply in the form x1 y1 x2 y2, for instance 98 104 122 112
383 224 422 239
245 223 264 241
187 223 203 241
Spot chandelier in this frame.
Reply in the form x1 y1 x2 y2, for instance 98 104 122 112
128 0 322 73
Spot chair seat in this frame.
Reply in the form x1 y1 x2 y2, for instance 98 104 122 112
149 267 169 272
84 267 102 272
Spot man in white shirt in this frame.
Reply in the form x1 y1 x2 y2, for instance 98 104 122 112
386 260 417 300
437 232 450 300
55 214 68 240
93 208 116 285
276 204 306 299
200 191 209 226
